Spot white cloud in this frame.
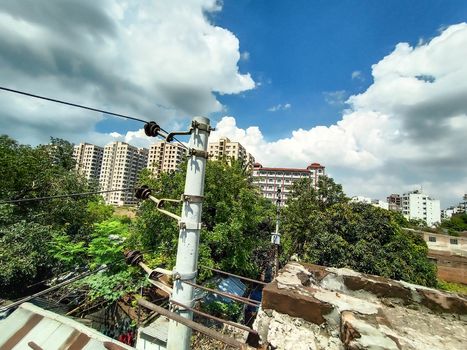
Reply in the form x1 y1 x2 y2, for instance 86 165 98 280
240 51 250 61
0 0 254 145
351 70 364 81
323 90 347 105
267 103 291 112
213 24 467 206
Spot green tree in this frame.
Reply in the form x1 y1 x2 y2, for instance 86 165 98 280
282 176 437 287
440 213 467 235
0 135 112 296
131 159 275 280
0 222 58 296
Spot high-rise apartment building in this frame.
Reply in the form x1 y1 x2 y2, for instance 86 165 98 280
387 194 402 212
147 141 187 175
401 190 441 227
73 143 104 181
208 137 255 169
252 162 325 205
99 142 148 205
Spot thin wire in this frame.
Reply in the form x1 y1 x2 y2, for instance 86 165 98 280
0 86 191 148
0 188 136 205
174 137 189 150
0 86 149 124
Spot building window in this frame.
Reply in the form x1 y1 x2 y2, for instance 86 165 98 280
428 236 436 243
450 238 458 245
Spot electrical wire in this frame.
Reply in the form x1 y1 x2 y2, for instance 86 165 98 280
0 188 136 205
0 85 152 125
0 86 194 147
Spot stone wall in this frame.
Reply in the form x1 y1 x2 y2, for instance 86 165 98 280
253 262 467 350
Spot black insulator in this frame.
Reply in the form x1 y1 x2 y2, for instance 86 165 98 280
135 185 152 200
124 250 143 266
144 121 161 137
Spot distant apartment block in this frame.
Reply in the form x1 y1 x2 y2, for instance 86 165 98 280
99 142 148 206
147 141 187 175
252 162 325 204
73 143 104 181
402 190 441 227
208 137 255 169
387 194 402 212
442 194 467 219
351 196 389 210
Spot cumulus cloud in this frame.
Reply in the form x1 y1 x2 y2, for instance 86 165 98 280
0 0 254 145
213 24 467 206
267 103 291 112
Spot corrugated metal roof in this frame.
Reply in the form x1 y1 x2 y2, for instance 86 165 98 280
0 302 134 350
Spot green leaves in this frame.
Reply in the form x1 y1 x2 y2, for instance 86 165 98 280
0 221 57 296
132 158 274 280
282 176 438 287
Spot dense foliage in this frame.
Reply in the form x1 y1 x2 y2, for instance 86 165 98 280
282 176 438 287
440 213 467 235
130 159 275 281
0 135 117 296
1 134 440 301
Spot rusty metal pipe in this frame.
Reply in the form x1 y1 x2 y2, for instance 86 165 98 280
170 300 258 335
181 280 260 307
138 299 248 349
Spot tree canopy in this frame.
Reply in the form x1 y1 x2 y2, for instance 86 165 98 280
131 158 275 281
281 176 437 287
0 135 112 296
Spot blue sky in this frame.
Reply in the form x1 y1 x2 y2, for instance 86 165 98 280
211 0 467 139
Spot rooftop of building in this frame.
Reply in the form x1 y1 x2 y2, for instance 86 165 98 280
254 262 467 350
253 162 324 172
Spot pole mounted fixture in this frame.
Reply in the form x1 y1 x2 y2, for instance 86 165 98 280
135 185 152 200
166 116 210 350
135 185 182 221
144 121 162 137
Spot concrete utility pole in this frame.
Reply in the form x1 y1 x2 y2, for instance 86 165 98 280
271 188 281 277
167 116 210 350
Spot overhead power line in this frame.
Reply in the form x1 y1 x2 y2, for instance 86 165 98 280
0 188 136 205
0 85 154 126
0 85 190 147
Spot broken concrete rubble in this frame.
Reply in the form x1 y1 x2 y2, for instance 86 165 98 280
254 262 467 350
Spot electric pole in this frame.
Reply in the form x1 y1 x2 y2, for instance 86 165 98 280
271 188 281 277
167 116 210 350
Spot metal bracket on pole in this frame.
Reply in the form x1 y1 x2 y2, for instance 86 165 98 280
172 270 198 281
181 194 204 203
191 120 214 134
165 130 192 143
188 148 209 159
148 279 173 295
179 221 202 230
135 186 183 221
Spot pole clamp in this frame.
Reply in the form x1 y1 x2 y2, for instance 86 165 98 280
188 148 209 159
173 270 197 281
179 221 203 230
181 194 204 203
191 120 214 134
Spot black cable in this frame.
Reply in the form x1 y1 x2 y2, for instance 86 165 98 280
0 86 151 125
174 138 189 150
0 188 136 205
0 86 192 148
